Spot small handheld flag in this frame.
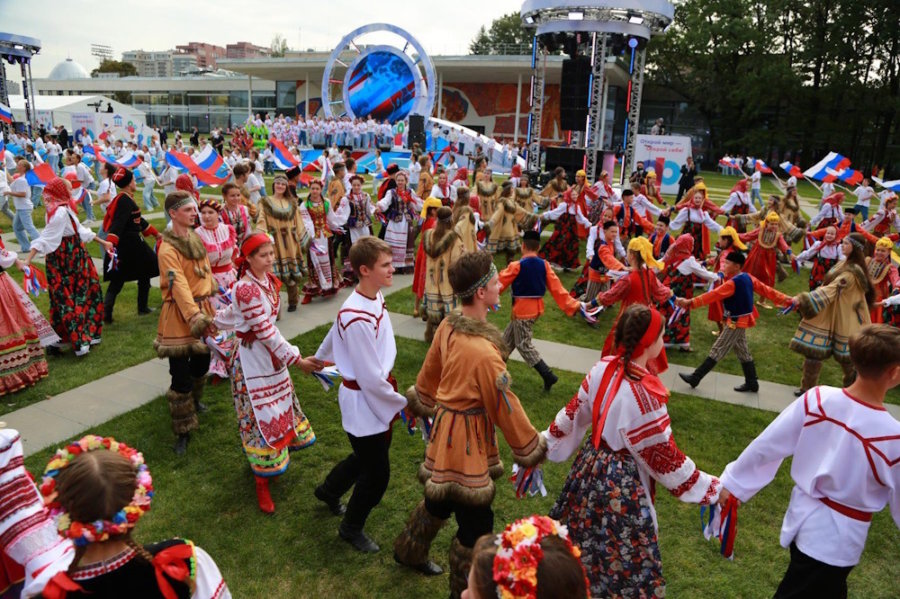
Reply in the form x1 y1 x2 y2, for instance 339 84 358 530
510 464 547 499
106 248 119 273
311 365 342 391
22 266 48 297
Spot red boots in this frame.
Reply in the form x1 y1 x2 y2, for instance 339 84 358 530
255 476 275 514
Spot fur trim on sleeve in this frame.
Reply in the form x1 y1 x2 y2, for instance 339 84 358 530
189 312 213 339
406 385 436 418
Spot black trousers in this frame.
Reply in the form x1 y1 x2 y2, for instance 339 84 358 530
168 353 210 394
105 277 151 312
320 430 392 531
774 543 854 599
424 497 494 548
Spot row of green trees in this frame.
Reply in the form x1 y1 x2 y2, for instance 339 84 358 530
472 4 899 173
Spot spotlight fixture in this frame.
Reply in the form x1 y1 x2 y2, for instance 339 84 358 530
568 11 584 20
628 37 639 48
525 15 535 24
629 15 644 25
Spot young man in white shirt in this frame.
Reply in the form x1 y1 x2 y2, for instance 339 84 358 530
9 161 40 251
314 237 408 554
749 169 762 209
718 324 900 598
852 177 875 220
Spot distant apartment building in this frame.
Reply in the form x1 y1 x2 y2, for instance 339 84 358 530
175 42 226 69
123 50 198 77
225 42 271 59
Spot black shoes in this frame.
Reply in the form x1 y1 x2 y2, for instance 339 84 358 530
734 361 759 393
314 485 347 516
393 553 443 576
173 433 190 455
534 360 558 392
679 357 718 389
339 524 379 553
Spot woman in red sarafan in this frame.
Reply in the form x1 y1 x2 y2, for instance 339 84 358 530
740 211 790 307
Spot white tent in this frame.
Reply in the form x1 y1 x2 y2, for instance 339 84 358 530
7 94 146 134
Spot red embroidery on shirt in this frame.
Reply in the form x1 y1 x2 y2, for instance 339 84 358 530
549 422 565 438
564 394 581 420
638 437 687 476
236 282 261 305
670 469 700 497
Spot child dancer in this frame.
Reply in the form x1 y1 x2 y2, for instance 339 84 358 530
658 234 718 351
795 226 841 291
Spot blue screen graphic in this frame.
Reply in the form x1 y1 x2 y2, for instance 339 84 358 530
346 51 416 123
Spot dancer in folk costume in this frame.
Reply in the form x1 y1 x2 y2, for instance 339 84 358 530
564 169 599 238
674 180 722 216
644 169 664 205
740 194 807 244
395 251 547 598
376 171 422 272
430 170 457 206
499 231 585 392
591 237 673 373
314 238 409 555
657 234 718 351
789 233 873 396
300 179 345 304
23 178 110 357
721 179 756 232
413 197 443 317
416 155 434 199
422 206 466 343
678 251 792 393
342 174 376 285
740 211 792 307
452 196 481 253
515 175 544 214
543 305 721 597
475 169 501 221
610 189 654 242
328 163 353 283
571 220 625 301
214 233 322 513
591 170 617 220
102 167 160 322
861 192 900 238
487 181 538 264
195 198 238 310
0 239 59 395
718 324 900 599
705 226 748 335
627 180 663 223
538 192 592 270
255 174 309 312
866 237 900 323
649 216 672 259
809 192 845 230
669 188 723 260
781 184 803 226
220 182 252 245
540 167 568 210
796 226 842 291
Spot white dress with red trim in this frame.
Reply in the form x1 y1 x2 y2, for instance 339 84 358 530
721 385 900 567
195 224 237 310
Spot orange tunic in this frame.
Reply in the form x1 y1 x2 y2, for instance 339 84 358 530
498 258 581 320
408 313 546 506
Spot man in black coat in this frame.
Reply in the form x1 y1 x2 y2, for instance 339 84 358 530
102 167 161 322
676 156 697 203
58 125 69 149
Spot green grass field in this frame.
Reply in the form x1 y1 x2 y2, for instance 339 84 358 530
20 329 900 598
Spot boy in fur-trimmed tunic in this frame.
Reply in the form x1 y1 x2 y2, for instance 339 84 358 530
395 251 547 599
155 191 217 454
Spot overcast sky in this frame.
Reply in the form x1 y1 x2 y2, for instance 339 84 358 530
2 0 524 80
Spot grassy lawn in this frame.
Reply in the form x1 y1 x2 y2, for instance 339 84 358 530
1 268 162 415
20 330 900 598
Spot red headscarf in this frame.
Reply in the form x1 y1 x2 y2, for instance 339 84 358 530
175 174 200 201
43 177 79 220
453 167 469 185
511 164 522 178
730 179 749 194
662 234 694 270
591 308 668 449
823 192 845 207
235 232 282 290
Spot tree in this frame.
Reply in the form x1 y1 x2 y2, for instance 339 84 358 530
270 33 289 58
469 13 532 55
91 60 137 78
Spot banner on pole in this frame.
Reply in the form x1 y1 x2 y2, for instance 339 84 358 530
634 135 692 194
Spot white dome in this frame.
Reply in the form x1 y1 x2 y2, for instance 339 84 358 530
48 58 90 80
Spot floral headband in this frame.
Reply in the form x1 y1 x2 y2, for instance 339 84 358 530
40 435 153 547
492 515 588 598
457 263 497 299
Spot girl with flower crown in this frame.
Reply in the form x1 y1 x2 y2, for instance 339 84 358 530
541 304 721 597
213 233 324 513
0 432 231 598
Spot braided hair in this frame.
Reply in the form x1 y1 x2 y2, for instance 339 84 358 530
614 304 653 369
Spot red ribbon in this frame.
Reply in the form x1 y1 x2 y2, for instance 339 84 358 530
152 544 194 599
42 572 85 599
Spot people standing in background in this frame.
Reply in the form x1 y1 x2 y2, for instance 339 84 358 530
676 156 696 204
9 160 40 251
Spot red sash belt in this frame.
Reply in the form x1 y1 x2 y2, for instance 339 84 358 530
820 497 873 522
211 264 233 274
342 374 398 392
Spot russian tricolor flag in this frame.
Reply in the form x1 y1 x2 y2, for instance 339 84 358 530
718 157 739 169
165 147 230 187
268 137 299 170
0 102 11 125
779 161 804 179
111 151 143 169
747 158 773 174
803 152 853 182
825 166 864 186
24 163 55 186
873 176 900 193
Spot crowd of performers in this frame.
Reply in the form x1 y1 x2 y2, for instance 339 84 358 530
2 154 900 599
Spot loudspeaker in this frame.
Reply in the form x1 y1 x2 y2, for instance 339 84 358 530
560 57 591 131
544 147 585 183
408 114 425 149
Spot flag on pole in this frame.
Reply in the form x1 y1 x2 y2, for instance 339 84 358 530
803 152 853 182
165 148 230 187
824 166 864 186
23 163 55 186
718 157 740 169
0 102 12 124
268 137 299 170
873 177 900 193
746 158 773 174
779 161 804 179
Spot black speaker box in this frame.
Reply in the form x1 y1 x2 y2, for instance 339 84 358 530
560 57 591 131
408 114 426 149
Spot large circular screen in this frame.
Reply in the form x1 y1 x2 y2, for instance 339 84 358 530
346 50 416 123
